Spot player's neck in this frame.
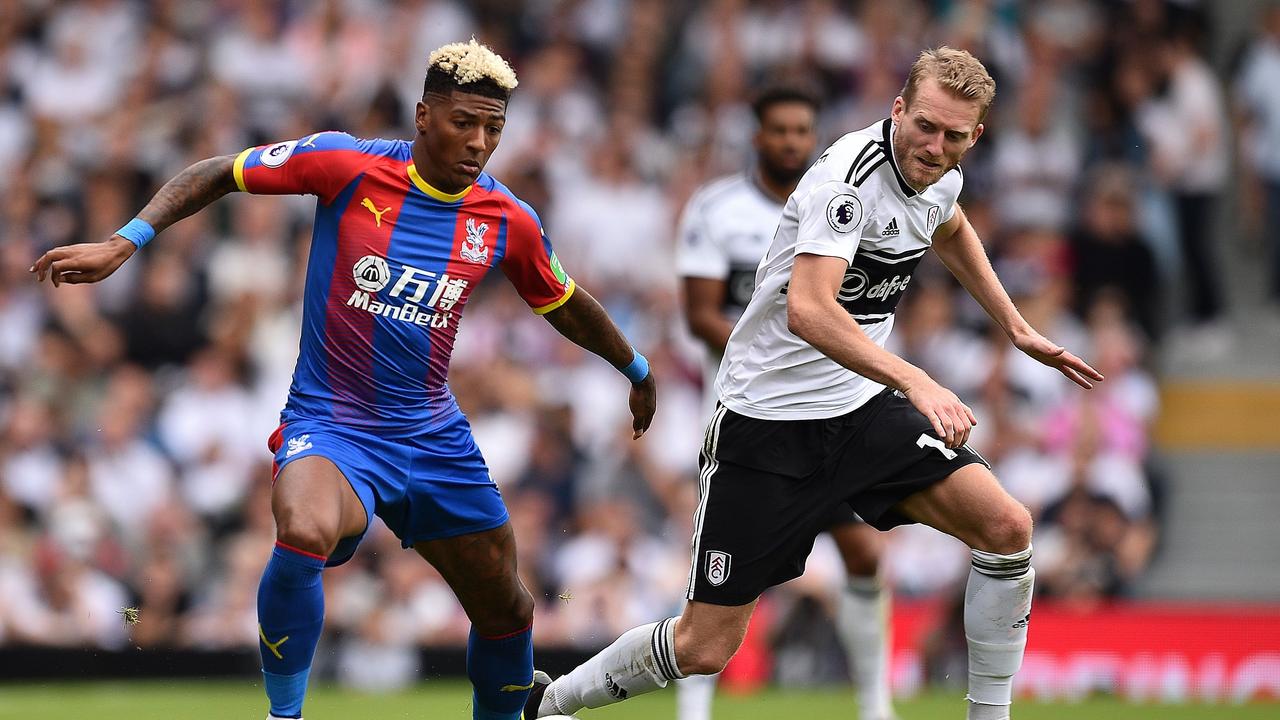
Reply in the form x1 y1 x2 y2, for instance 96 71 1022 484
753 166 796 204
410 141 472 195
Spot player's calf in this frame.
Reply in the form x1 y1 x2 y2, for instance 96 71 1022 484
964 545 1034 720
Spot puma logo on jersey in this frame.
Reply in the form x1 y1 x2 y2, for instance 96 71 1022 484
361 197 392 227
259 625 289 660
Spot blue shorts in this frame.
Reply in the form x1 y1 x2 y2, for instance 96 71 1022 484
267 413 508 566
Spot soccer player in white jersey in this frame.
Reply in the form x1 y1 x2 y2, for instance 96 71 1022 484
525 48 1102 720
673 85 894 720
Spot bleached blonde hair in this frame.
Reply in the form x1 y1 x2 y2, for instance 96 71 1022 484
427 38 518 93
901 47 995 121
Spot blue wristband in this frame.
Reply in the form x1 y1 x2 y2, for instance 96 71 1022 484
622 349 650 383
115 218 156 249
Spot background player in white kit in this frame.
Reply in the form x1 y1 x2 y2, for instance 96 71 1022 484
525 48 1102 720
673 85 894 720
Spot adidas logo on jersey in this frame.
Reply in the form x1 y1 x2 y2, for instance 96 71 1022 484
881 218 900 237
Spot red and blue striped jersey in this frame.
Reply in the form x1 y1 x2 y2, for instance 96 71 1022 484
233 131 575 433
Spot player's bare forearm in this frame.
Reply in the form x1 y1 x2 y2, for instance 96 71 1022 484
788 252 976 447
682 277 735 353
788 288 929 393
543 286 657 438
932 207 1103 389
543 287 635 368
31 155 240 286
932 206 1031 340
136 155 240 233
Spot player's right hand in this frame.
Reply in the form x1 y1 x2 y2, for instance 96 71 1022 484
629 373 657 439
30 236 136 287
902 376 976 450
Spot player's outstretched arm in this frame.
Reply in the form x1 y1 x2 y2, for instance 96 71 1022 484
789 253 976 448
31 155 239 286
932 204 1104 389
541 287 657 439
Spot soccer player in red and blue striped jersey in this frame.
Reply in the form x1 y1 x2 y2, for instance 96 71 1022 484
33 39 656 720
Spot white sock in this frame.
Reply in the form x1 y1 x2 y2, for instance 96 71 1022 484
838 575 894 720
965 546 1034 715
674 672 718 720
966 699 1011 720
541 617 684 715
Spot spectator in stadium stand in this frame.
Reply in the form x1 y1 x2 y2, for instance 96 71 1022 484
30 39 656 720
1234 1 1280 311
1136 25 1232 351
1067 165 1162 340
527 47 1102 720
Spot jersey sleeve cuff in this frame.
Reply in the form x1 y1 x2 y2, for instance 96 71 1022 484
233 147 252 193
794 243 856 263
532 278 576 315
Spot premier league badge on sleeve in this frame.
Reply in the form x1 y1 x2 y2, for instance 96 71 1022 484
826 193 863 234
260 140 298 168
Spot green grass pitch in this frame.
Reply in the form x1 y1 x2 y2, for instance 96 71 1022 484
0 681 1273 719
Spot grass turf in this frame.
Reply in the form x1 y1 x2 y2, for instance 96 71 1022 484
0 681 1270 719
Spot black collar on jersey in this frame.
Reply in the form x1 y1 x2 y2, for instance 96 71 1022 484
880 119 918 198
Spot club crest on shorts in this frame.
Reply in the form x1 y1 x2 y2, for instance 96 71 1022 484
705 550 732 586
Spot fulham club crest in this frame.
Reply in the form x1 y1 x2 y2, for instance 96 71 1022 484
705 551 732 586
927 205 941 235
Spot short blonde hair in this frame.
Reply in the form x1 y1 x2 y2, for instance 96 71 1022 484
426 38 518 96
900 47 995 122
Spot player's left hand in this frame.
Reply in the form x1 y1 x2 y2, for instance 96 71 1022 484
30 236 137 287
629 373 657 439
1012 329 1104 389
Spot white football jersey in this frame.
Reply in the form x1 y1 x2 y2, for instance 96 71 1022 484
674 172 785 395
716 119 963 420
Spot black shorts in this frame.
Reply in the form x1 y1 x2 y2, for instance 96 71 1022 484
687 388 988 606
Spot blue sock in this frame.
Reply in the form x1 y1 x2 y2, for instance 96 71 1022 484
258 542 327 719
467 624 534 720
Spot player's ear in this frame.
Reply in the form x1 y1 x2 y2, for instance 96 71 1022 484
415 100 430 134
970 123 984 146
890 96 906 124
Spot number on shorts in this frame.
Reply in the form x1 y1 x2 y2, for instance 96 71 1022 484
916 433 958 460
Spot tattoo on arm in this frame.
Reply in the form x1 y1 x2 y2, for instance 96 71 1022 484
136 155 239 233
543 288 634 369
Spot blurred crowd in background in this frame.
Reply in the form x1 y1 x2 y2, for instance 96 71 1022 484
0 0 1274 691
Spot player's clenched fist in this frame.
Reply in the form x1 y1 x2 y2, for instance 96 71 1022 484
902 377 977 449
30 236 136 287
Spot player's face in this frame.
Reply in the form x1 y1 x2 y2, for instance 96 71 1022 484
416 91 507 191
754 101 817 185
889 77 984 192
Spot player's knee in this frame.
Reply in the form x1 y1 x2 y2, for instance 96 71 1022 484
841 542 881 577
274 509 339 557
509 586 535 629
976 503 1033 555
473 583 535 637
